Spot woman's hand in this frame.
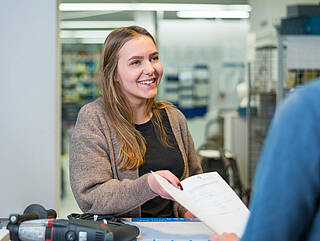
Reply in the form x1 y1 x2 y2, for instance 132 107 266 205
147 170 182 200
184 211 196 218
210 233 239 241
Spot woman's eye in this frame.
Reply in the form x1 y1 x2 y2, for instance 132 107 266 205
151 56 159 61
130 60 140 65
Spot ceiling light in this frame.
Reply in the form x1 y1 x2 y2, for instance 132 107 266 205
61 38 106 44
60 21 136 29
177 10 249 19
59 3 251 12
60 30 111 39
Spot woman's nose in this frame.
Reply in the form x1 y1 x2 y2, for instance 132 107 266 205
143 60 155 75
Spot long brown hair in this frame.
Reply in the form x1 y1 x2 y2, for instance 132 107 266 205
100 26 172 170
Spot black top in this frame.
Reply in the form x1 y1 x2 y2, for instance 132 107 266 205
136 109 184 217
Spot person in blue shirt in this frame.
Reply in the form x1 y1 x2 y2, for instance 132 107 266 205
211 78 320 241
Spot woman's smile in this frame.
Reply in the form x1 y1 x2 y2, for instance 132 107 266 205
138 77 157 86
117 36 163 105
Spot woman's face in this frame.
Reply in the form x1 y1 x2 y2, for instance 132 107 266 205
116 35 163 106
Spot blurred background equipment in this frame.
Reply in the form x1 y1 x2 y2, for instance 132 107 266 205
196 117 247 204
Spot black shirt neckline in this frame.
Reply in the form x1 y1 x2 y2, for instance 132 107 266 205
135 118 153 130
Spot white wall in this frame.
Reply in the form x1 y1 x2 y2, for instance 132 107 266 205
0 0 60 216
158 20 249 148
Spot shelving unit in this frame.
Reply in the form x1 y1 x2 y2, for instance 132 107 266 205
277 35 320 103
60 44 103 198
61 44 102 155
163 64 210 119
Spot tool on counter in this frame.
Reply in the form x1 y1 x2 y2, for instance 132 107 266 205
0 204 139 241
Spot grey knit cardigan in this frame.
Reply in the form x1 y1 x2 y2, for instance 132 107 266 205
69 97 202 218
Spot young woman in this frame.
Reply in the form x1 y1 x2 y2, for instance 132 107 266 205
70 26 202 218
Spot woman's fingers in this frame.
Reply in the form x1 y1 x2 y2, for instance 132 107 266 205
156 170 182 189
184 211 196 218
147 172 170 199
147 170 182 200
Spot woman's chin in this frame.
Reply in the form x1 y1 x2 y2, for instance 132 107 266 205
145 90 158 99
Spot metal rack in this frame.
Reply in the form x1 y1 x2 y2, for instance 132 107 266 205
246 34 320 192
247 45 278 189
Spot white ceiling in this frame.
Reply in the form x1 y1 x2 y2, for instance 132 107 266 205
60 0 249 21
59 0 250 43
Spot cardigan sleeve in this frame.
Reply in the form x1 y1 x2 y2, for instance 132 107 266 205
169 107 203 217
177 108 203 177
69 103 157 216
184 125 203 176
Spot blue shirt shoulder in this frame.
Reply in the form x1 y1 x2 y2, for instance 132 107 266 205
241 79 320 241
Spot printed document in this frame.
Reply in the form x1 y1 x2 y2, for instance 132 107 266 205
151 171 250 237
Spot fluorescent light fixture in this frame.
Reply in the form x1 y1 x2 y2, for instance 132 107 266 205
59 3 251 12
61 21 136 29
60 30 111 39
177 10 249 19
62 38 106 44
61 11 116 20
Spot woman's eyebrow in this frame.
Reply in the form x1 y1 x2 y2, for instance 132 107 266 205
150 51 159 56
128 55 144 61
127 51 159 61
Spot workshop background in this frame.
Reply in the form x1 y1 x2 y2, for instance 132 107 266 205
1 0 320 217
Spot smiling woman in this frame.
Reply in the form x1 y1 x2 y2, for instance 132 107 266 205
116 35 163 110
69 26 202 218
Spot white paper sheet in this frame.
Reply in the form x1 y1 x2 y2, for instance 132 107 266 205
152 171 250 237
